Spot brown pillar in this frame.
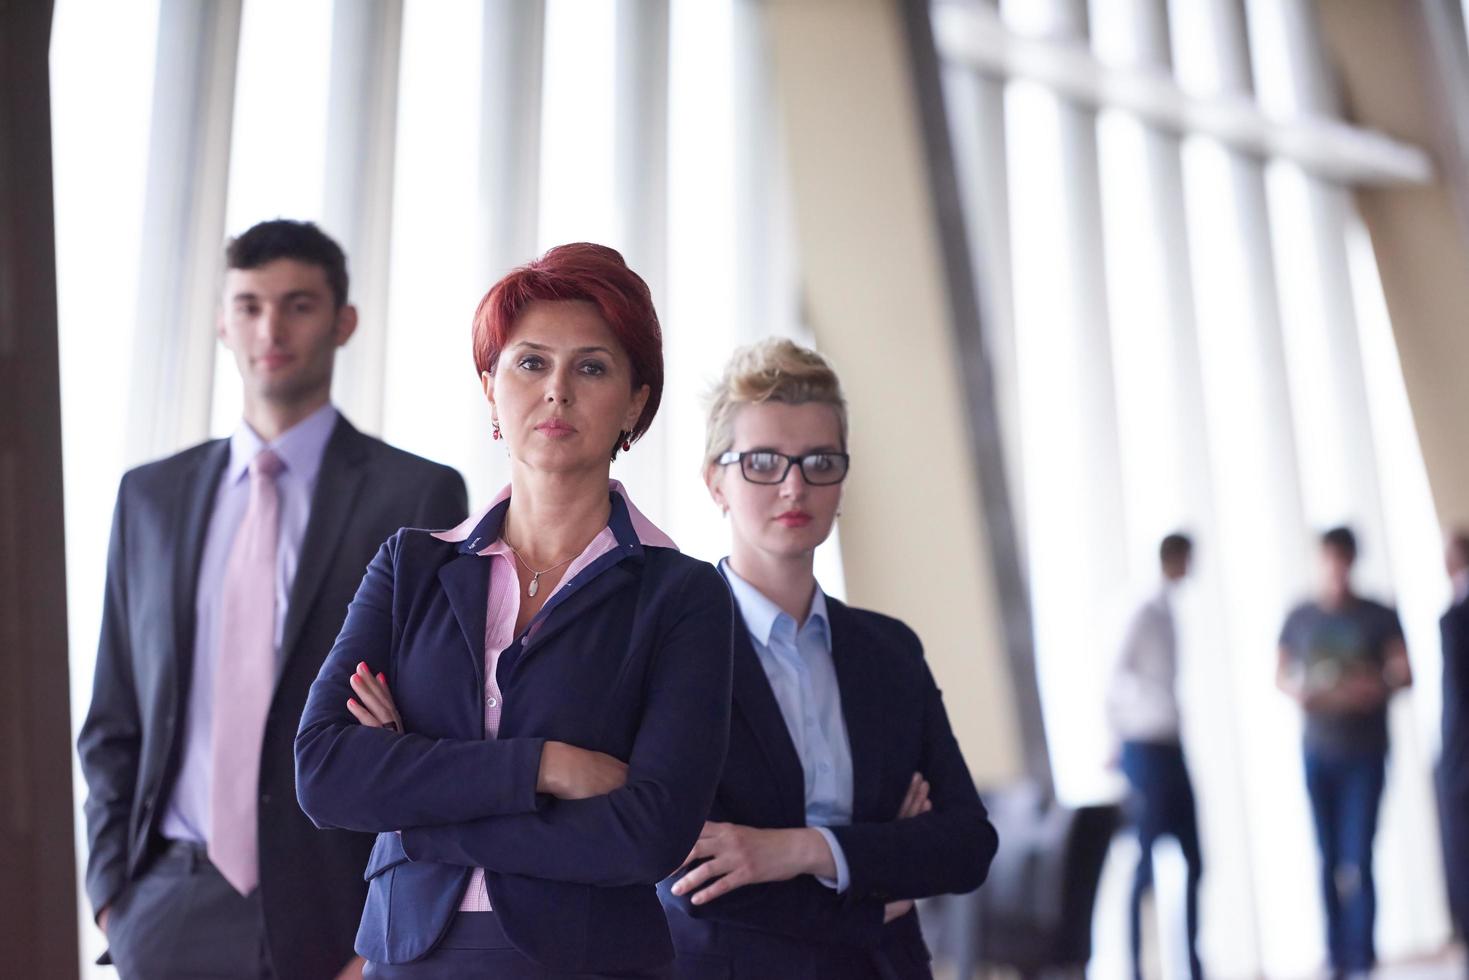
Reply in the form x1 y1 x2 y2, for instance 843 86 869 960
1317 0 1469 529
0 0 81 976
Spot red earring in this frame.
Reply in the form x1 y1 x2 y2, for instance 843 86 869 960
492 420 501 440
622 438 632 452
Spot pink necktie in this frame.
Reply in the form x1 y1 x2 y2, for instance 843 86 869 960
209 448 285 895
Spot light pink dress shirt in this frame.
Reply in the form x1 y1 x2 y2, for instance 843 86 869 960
432 481 676 912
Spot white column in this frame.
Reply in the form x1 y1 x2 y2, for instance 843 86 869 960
609 0 671 521
1090 0 1259 973
479 0 545 281
732 0 800 347
934 7 1035 971
1000 0 1128 803
323 0 403 435
941 0 1025 561
452 0 547 501
127 0 242 463
1167 0 1317 973
1246 0 1389 584
725 0 853 588
1247 0 1452 958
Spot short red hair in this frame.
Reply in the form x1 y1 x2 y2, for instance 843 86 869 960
472 243 663 445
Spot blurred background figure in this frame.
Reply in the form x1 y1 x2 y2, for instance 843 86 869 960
1107 533 1203 980
1441 532 1469 954
1277 527 1412 976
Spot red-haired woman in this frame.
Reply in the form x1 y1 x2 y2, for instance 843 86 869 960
296 243 734 979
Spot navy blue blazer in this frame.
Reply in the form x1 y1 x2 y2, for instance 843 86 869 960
295 493 734 974
658 590 998 980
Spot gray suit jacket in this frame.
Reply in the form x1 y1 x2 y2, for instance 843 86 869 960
77 414 467 980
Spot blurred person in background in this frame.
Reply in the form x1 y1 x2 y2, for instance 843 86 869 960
659 338 998 979
1439 532 1469 950
1106 533 1204 980
77 219 468 980
1277 526 1412 977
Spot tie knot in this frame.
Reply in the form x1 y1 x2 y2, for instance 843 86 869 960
251 448 285 480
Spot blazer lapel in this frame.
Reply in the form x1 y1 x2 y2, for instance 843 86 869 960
827 600 885 822
171 441 231 716
730 629 808 826
278 417 368 671
498 562 638 680
497 495 647 680
437 554 491 696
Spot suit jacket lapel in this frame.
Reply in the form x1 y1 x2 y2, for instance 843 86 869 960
437 554 491 695
499 562 638 680
730 629 808 826
827 600 885 822
171 441 231 716
278 417 368 672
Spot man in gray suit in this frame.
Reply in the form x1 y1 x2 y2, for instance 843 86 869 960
78 220 468 980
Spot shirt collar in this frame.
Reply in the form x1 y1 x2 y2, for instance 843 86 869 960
719 559 831 651
432 479 677 554
225 403 338 487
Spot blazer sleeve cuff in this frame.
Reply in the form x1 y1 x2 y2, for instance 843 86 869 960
86 862 127 924
511 737 548 813
812 826 851 893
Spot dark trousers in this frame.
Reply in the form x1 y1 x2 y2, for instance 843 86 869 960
1303 748 1386 973
1438 768 1469 944
1120 740 1203 980
363 913 670 980
105 840 274 980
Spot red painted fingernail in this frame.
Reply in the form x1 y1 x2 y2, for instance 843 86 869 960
348 698 358 708
378 673 386 683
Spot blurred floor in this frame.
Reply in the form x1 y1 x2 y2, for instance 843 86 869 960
931 943 1465 980
1376 945 1468 980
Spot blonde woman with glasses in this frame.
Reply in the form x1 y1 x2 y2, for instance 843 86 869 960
658 338 998 980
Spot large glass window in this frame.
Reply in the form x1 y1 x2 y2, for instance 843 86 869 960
938 0 1450 973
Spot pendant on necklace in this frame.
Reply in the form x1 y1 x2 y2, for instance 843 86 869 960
528 573 541 597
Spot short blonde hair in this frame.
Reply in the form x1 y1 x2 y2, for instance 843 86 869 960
703 338 849 469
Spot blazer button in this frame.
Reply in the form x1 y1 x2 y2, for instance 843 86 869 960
260 793 272 806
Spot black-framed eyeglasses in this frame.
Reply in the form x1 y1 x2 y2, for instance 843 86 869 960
717 450 850 486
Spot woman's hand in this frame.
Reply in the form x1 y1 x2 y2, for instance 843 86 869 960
877 772 930 924
347 662 403 733
536 741 629 800
883 899 914 923
896 772 932 819
670 823 830 905
331 955 366 980
671 773 935 907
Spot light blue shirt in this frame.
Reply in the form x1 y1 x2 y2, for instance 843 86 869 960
721 560 854 892
162 403 338 842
